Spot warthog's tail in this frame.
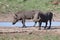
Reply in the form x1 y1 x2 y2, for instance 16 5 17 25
52 13 56 21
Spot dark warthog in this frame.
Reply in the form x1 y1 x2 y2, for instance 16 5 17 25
12 10 41 27
38 11 53 30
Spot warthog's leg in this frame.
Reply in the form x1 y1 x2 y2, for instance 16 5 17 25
39 21 42 30
22 18 26 28
33 13 40 27
47 20 52 29
44 22 48 30
33 22 37 27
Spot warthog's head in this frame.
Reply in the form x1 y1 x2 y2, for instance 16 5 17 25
12 18 18 25
12 14 18 25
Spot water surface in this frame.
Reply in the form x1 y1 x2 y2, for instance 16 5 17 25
0 22 60 27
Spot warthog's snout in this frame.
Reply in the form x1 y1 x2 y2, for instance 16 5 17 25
12 22 15 25
12 18 18 25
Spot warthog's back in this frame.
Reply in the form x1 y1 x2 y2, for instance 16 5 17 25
15 10 40 19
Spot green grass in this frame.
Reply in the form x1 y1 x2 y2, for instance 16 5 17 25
0 33 60 40
0 0 60 14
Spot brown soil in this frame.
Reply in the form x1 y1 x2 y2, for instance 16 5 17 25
0 13 13 22
0 27 60 35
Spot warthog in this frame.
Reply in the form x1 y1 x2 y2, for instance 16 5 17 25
12 10 41 27
38 11 53 30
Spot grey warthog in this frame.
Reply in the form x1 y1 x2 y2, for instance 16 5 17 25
38 11 53 30
12 10 41 28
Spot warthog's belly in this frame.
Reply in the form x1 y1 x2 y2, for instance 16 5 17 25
40 19 48 22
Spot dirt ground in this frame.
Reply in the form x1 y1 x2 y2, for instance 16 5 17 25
0 26 60 35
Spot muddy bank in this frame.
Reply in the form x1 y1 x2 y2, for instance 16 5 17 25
0 13 13 22
0 27 60 35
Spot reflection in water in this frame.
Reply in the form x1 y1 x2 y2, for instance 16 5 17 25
0 22 60 27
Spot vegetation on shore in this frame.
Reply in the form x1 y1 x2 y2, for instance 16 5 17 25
0 0 60 14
